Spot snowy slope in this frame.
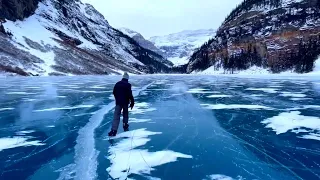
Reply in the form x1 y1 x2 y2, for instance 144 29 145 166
149 29 216 66
0 0 170 76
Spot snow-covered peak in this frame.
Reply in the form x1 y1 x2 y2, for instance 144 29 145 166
149 29 216 47
149 29 216 66
118 27 139 38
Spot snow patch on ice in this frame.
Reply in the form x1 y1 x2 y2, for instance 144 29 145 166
16 130 35 135
287 105 320 111
204 174 236 180
250 94 266 97
207 95 233 98
245 88 278 93
33 105 94 112
107 128 192 180
131 102 156 115
201 104 273 110
56 164 76 180
0 108 14 112
0 137 45 151
290 98 312 101
187 88 219 94
6 92 36 95
262 111 320 140
300 133 320 141
292 129 309 134
280 92 307 98
130 118 152 123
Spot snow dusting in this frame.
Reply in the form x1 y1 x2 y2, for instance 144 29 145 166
33 105 94 112
201 104 273 110
245 88 278 93
207 95 233 98
0 137 45 152
131 102 157 115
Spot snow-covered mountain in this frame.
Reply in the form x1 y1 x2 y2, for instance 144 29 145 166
0 0 171 76
149 29 216 66
119 28 173 67
187 0 320 74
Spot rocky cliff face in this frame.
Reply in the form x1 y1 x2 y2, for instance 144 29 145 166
187 0 320 74
0 0 171 76
0 0 41 21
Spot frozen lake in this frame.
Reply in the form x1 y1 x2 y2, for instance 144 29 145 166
0 75 320 180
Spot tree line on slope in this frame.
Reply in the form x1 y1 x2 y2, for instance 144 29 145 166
225 0 285 23
190 35 320 74
274 36 320 73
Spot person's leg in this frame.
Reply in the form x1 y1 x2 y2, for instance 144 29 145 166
123 106 129 124
122 106 129 130
111 105 122 131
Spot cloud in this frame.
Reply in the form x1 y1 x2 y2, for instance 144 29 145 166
81 0 242 38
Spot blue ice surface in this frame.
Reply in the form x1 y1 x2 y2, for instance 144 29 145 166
0 75 319 180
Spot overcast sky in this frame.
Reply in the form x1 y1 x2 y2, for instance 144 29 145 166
81 0 242 39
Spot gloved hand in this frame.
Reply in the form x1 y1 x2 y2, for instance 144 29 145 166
130 103 134 110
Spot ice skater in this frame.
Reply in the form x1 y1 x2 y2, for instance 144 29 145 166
108 72 135 137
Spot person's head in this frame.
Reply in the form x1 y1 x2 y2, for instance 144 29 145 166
123 72 129 80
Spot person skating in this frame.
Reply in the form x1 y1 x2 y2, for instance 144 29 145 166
108 72 134 137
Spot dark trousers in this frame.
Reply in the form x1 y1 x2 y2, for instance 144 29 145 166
111 105 129 131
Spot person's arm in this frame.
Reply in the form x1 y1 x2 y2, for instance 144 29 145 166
129 85 134 109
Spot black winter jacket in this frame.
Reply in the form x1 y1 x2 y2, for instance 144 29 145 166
113 79 134 106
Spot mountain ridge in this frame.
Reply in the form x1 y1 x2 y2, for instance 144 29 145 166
118 27 173 66
187 0 320 74
0 0 172 76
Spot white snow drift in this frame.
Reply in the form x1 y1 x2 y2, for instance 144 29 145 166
262 111 320 141
107 128 192 180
